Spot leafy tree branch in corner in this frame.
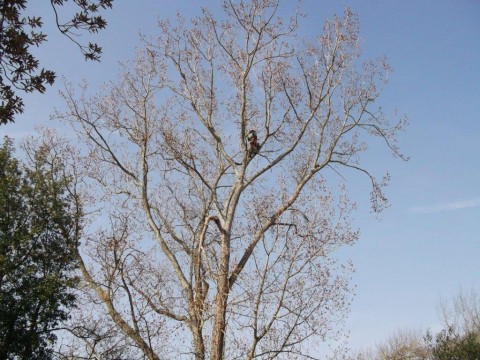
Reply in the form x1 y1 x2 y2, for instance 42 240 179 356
0 0 113 124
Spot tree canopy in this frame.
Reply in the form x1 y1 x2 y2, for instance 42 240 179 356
0 135 80 359
0 0 113 124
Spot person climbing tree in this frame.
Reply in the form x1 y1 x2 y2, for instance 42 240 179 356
247 129 260 158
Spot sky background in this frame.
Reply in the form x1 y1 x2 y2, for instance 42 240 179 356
2 0 479 356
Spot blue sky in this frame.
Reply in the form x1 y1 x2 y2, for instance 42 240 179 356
2 0 479 355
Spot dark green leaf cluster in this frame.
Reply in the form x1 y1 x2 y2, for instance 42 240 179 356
0 0 113 124
0 137 80 359
425 327 480 360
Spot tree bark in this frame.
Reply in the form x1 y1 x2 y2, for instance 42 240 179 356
210 277 229 360
210 230 230 360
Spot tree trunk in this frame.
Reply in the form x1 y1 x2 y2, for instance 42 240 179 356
210 235 230 360
210 281 229 360
192 323 206 360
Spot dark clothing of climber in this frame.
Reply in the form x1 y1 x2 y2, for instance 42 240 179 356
247 129 260 158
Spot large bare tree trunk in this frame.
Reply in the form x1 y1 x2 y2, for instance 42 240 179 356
211 276 229 360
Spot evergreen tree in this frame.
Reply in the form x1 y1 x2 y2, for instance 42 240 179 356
0 136 79 359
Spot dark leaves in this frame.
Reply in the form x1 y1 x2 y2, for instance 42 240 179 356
0 0 113 124
0 137 80 357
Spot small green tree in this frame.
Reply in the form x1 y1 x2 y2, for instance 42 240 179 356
0 136 79 359
425 327 480 360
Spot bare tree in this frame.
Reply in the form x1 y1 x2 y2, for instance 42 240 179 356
354 329 430 360
50 1 406 359
438 288 480 335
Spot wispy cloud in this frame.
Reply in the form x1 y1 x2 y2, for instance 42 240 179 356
410 198 480 214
